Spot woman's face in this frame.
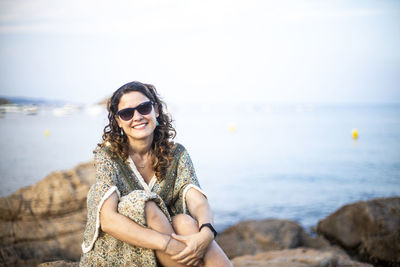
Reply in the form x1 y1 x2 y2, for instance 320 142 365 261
115 91 159 144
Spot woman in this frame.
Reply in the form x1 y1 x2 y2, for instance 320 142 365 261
79 81 232 267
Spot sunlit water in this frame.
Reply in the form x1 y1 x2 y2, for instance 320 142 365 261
1 104 399 231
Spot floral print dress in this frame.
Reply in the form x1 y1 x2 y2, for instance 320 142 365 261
79 143 206 267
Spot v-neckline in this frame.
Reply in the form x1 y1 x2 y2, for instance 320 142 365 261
127 156 157 192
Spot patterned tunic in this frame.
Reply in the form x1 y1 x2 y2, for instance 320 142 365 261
79 143 206 267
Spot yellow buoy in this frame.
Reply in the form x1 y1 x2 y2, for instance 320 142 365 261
228 123 237 133
45 129 50 138
352 128 358 140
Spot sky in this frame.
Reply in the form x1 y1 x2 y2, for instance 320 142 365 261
0 0 399 105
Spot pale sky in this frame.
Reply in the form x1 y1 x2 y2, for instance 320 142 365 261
0 0 399 104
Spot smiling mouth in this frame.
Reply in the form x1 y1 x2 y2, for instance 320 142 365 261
133 123 147 129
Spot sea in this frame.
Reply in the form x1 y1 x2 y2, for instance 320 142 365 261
1 103 399 232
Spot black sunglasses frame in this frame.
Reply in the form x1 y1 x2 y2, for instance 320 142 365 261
116 101 154 121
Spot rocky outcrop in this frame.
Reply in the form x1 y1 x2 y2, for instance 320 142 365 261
0 162 95 267
1 158 398 267
0 98 10 105
317 197 400 266
217 219 335 259
38 260 79 267
231 248 373 267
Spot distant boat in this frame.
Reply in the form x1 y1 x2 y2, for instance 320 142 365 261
52 104 79 117
1 104 20 113
22 105 38 115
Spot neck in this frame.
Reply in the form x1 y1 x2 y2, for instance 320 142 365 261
128 135 153 157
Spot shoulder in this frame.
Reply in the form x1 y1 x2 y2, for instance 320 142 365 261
93 146 117 166
172 142 189 158
173 142 185 153
172 143 195 166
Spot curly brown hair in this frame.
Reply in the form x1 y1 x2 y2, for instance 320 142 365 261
96 81 176 181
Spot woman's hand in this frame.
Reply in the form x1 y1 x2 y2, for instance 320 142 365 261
170 230 214 266
163 236 186 256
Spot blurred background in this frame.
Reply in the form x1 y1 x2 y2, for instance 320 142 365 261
0 0 399 231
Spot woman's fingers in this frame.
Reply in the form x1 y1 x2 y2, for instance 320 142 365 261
186 256 199 266
170 234 192 260
193 260 203 267
170 233 203 264
173 248 199 264
178 254 198 265
171 247 191 261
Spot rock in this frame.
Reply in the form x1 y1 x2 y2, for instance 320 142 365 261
217 219 336 259
0 162 95 267
0 98 10 105
231 248 373 267
38 260 79 267
317 197 400 266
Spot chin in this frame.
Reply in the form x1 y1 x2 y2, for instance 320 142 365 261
128 131 154 141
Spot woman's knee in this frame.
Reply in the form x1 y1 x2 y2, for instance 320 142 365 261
145 201 164 223
172 214 198 234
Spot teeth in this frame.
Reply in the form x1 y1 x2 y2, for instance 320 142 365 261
133 124 146 129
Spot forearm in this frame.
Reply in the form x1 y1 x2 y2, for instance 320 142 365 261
186 188 215 240
102 210 169 251
190 201 216 241
190 201 214 227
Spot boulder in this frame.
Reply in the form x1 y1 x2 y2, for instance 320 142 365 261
38 260 79 267
231 248 373 267
0 162 95 267
217 219 335 259
317 197 400 266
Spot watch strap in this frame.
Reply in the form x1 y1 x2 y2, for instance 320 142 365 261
199 223 217 238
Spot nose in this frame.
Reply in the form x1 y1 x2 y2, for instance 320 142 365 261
132 109 143 121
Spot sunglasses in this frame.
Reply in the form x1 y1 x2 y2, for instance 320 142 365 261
116 101 154 121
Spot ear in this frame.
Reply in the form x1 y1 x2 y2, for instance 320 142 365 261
154 103 159 118
115 115 122 128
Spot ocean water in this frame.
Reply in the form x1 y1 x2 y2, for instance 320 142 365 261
1 103 399 231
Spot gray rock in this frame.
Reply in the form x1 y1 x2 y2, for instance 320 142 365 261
217 219 336 259
0 162 95 267
317 197 400 266
231 248 373 267
38 260 79 267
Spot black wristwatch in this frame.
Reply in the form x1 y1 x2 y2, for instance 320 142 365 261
199 223 218 238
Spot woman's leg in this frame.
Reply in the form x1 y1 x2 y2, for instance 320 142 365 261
172 214 232 267
144 201 187 267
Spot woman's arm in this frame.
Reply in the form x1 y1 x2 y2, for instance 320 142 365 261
171 188 214 265
185 188 215 238
100 191 183 254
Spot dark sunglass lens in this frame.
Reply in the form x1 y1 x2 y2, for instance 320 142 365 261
119 108 134 121
137 102 153 115
118 102 152 120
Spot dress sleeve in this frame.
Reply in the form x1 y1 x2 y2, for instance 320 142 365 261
81 148 121 253
172 145 207 215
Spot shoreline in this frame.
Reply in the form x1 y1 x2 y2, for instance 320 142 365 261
0 161 399 267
